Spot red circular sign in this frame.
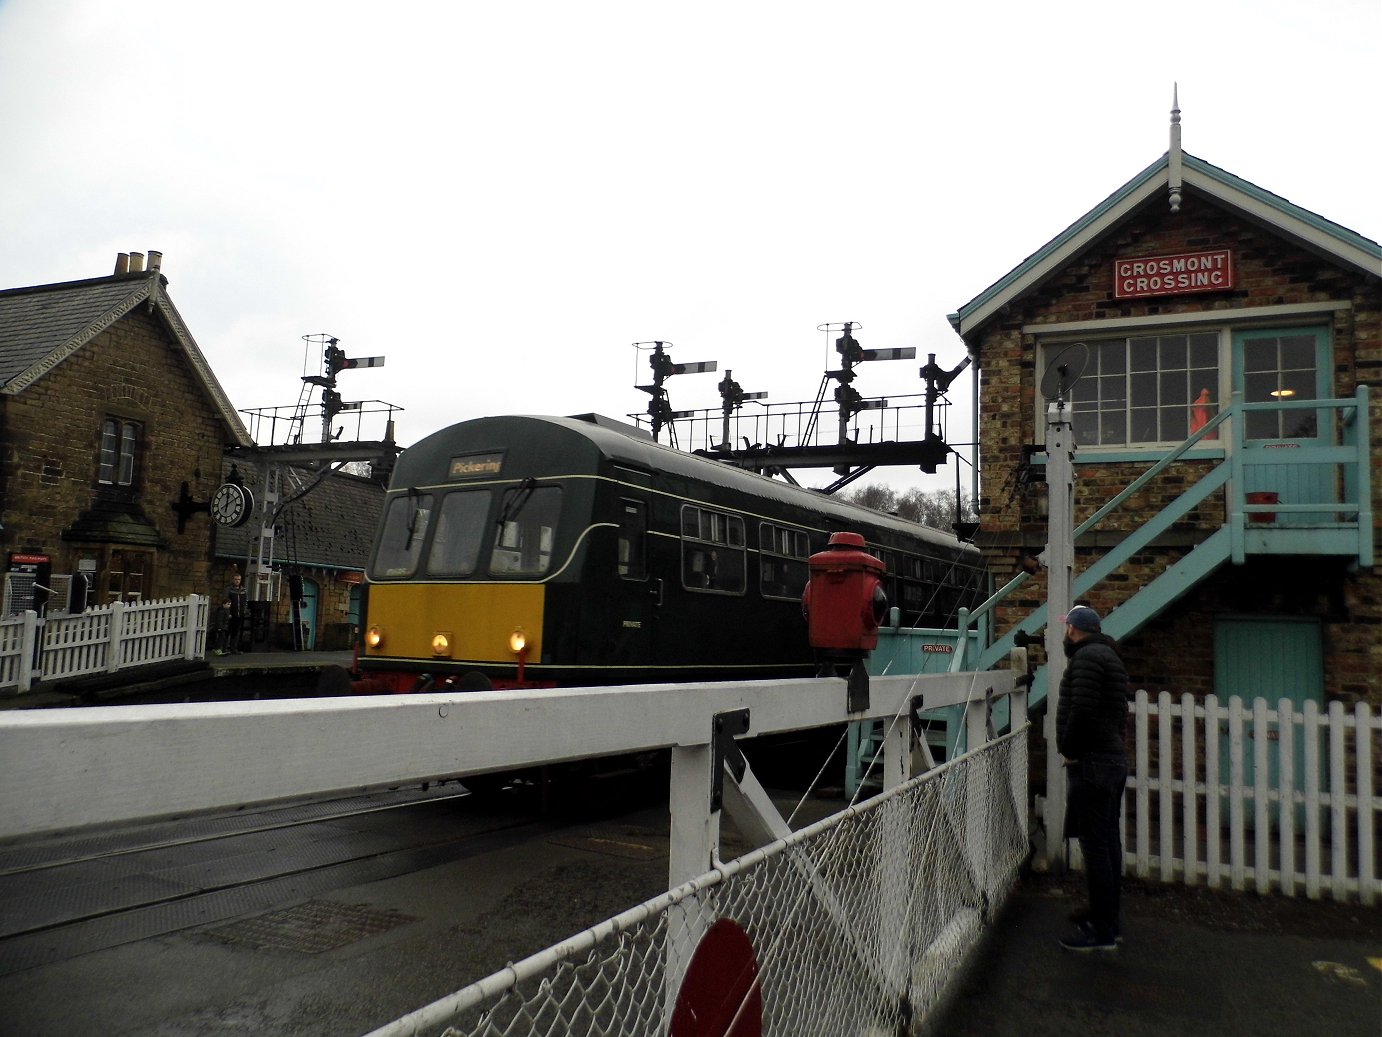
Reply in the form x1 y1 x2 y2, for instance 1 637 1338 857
669 917 763 1037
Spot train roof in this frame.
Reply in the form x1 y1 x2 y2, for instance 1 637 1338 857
396 413 979 556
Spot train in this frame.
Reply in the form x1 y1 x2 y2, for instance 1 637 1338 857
355 413 988 693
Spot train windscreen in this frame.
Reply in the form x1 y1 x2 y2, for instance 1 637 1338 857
371 493 433 579
490 487 561 576
426 490 493 577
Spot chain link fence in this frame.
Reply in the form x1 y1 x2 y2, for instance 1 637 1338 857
370 726 1028 1037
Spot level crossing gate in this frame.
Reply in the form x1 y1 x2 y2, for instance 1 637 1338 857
0 666 1028 1037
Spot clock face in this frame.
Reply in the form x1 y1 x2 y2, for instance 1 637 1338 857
212 483 253 527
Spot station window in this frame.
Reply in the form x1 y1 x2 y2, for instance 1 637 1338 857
681 505 745 593
98 418 140 486
618 499 647 580
490 486 561 576
371 492 434 579
426 490 492 577
759 522 810 600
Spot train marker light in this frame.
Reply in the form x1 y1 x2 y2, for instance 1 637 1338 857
365 625 384 649
431 632 452 657
508 628 527 654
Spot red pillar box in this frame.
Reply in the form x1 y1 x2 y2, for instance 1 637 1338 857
804 532 888 655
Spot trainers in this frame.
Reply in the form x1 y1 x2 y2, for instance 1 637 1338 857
1077 923 1122 945
1059 927 1118 952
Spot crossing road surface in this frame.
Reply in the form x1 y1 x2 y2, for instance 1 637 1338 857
0 776 685 1037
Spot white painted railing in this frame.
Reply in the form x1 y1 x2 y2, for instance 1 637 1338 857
1120 690 1379 905
0 595 208 694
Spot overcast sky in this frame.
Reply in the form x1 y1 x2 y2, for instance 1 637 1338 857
2 1 1378 495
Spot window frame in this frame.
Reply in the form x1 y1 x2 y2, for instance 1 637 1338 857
758 520 811 601
98 418 141 487
680 504 746 595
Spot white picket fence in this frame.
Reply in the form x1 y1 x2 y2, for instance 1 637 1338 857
0 595 209 694
1122 689 1380 904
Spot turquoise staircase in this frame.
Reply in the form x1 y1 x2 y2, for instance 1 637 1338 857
849 387 1371 787
953 386 1372 702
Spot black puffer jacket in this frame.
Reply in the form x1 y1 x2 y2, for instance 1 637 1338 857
1055 633 1129 759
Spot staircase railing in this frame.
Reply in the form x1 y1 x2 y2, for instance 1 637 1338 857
949 385 1371 676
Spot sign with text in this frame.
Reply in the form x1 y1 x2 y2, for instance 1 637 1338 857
1114 249 1233 299
448 452 505 479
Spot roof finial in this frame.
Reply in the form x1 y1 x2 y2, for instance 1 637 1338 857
1168 83 1183 213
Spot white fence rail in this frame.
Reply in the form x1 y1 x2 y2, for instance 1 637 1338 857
369 729 1029 1037
1122 690 1380 905
0 595 208 694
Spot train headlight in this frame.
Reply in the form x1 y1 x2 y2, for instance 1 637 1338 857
508 628 527 655
431 632 452 657
365 625 384 649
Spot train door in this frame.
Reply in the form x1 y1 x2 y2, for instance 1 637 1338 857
616 497 657 665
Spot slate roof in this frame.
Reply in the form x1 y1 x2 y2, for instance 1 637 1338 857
0 269 251 445
949 151 1382 343
214 458 385 572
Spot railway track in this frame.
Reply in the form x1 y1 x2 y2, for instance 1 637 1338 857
0 783 548 977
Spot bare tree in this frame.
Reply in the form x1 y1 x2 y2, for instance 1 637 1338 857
846 483 979 533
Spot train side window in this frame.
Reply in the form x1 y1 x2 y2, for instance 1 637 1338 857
490 486 562 576
680 504 745 594
371 492 434 579
758 521 810 600
618 499 647 580
426 490 492 577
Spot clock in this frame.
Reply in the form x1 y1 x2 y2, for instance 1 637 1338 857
211 483 254 527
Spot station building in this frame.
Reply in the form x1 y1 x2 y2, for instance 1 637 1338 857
950 115 1381 706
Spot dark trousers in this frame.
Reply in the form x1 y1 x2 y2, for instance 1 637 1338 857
1067 752 1127 938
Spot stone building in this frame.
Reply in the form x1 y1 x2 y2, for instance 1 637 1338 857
949 119 1381 706
0 252 251 612
0 252 389 656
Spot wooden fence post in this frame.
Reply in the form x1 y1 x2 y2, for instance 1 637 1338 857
105 601 125 674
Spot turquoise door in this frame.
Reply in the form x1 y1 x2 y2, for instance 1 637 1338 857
1232 328 1332 526
1215 616 1324 826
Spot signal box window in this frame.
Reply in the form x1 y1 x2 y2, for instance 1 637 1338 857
490 487 561 576
681 505 745 593
759 522 810 600
426 490 492 577
618 499 647 580
371 493 434 578
98 418 140 486
1244 332 1319 440
1053 333 1219 446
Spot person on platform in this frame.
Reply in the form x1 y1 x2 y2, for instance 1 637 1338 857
219 572 247 655
1056 604 1130 952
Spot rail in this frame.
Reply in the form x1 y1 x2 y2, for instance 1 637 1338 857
1121 690 1379 905
948 385 1372 673
0 594 208 694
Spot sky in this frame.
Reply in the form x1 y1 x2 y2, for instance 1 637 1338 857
1 0 1378 496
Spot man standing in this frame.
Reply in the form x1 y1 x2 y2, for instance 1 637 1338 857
221 572 247 655
1056 604 1130 952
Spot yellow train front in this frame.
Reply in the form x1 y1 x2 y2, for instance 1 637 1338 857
357 413 986 692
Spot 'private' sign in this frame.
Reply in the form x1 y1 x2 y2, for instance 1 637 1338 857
1114 249 1233 299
